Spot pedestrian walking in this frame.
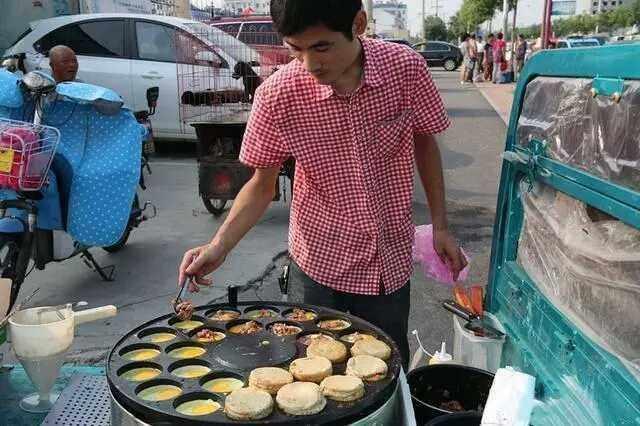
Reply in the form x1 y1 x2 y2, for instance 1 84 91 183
483 33 494 82
492 32 506 83
476 36 485 74
467 33 478 82
515 34 528 80
459 33 470 85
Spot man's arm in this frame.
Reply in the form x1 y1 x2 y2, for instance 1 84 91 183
414 133 467 279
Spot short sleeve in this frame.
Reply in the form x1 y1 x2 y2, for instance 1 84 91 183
239 84 289 168
410 57 451 136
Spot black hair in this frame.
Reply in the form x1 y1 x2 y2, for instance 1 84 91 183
487 33 495 38
271 0 363 40
497 32 504 40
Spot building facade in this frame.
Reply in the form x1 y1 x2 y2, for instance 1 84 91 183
373 1 409 39
223 0 270 15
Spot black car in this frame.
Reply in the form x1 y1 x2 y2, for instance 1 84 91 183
413 41 463 71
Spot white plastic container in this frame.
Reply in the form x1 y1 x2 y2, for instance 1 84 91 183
453 312 506 373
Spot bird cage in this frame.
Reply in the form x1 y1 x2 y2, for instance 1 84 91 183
177 20 291 129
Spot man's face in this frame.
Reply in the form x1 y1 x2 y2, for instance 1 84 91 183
488 36 495 43
51 52 78 83
283 25 360 86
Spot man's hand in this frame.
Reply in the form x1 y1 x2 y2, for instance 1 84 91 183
178 242 227 293
433 228 468 281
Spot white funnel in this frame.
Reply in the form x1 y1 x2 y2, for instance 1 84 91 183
9 304 116 413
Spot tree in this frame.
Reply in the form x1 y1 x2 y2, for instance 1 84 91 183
424 16 448 41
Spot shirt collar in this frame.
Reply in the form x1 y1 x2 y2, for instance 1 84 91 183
315 37 384 101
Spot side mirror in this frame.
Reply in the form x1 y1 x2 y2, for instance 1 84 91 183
195 50 222 66
146 86 159 115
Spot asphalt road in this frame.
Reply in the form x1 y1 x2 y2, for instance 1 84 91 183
0 70 506 366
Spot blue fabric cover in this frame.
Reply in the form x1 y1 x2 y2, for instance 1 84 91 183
0 71 144 247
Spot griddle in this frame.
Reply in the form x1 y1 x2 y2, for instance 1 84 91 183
106 301 401 425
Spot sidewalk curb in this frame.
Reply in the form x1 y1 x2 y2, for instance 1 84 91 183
474 84 510 126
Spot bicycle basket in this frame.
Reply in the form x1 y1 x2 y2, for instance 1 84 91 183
0 118 60 191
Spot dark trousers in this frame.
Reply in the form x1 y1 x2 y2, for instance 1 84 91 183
289 261 411 370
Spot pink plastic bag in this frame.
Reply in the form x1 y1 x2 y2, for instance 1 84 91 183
412 224 470 286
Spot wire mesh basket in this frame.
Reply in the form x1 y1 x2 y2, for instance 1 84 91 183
0 118 61 192
177 18 291 128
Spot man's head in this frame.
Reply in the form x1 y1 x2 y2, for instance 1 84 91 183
518 34 525 41
49 45 78 83
460 33 469 42
271 0 366 86
487 33 495 42
471 33 476 40
497 32 504 40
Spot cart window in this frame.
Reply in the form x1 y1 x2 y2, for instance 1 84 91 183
517 182 640 378
517 77 640 192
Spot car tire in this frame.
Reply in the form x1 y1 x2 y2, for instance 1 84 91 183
444 59 457 71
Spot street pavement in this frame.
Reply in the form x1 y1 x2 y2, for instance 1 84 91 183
0 69 506 366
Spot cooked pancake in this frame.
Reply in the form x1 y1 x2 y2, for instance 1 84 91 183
340 331 376 344
298 333 335 347
122 348 160 361
345 355 388 382
350 338 392 360
168 346 206 359
224 387 273 420
175 399 221 416
120 367 161 382
276 382 327 416
307 338 348 363
171 365 211 379
249 367 294 395
317 318 351 331
137 384 182 402
203 377 244 394
289 356 333 383
320 375 365 402
144 332 176 343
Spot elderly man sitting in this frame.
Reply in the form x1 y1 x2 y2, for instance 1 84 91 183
48 45 79 83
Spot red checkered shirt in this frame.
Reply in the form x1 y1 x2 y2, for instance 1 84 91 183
240 37 450 295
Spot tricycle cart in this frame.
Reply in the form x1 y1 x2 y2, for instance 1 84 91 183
191 111 294 216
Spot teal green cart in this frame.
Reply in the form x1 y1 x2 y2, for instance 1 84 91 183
489 44 640 424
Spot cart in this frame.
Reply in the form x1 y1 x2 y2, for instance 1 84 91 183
191 111 294 216
482 43 640 424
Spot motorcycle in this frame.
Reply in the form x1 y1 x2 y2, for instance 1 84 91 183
0 69 156 313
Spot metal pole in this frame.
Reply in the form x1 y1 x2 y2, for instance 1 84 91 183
502 0 509 36
364 0 375 36
422 0 426 40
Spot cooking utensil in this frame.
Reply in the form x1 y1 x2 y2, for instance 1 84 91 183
443 301 505 339
172 278 189 314
278 264 290 302
38 301 88 320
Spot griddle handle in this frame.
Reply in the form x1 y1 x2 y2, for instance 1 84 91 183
228 285 238 307
443 300 479 322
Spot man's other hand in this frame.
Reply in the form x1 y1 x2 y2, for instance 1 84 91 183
433 228 468 281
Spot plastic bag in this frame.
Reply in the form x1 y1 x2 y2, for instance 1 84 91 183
412 224 470 286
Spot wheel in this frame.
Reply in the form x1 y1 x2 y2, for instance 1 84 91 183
444 59 457 71
202 197 227 216
0 234 25 314
103 196 139 253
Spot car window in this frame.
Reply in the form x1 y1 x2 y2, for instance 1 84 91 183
557 41 568 48
426 42 450 52
35 20 125 57
238 22 282 46
214 23 241 37
136 21 177 62
9 27 33 49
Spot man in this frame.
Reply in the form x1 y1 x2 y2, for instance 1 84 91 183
492 32 506 83
476 35 485 76
49 45 78 83
466 33 478 82
515 34 528 80
483 33 494 82
178 0 466 367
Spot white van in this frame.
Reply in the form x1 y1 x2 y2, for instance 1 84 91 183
2 13 259 141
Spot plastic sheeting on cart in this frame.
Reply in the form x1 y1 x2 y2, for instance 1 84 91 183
517 182 640 379
517 76 640 191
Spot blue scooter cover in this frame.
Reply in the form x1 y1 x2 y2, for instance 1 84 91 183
0 70 144 247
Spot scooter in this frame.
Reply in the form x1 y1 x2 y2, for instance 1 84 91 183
0 69 156 313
